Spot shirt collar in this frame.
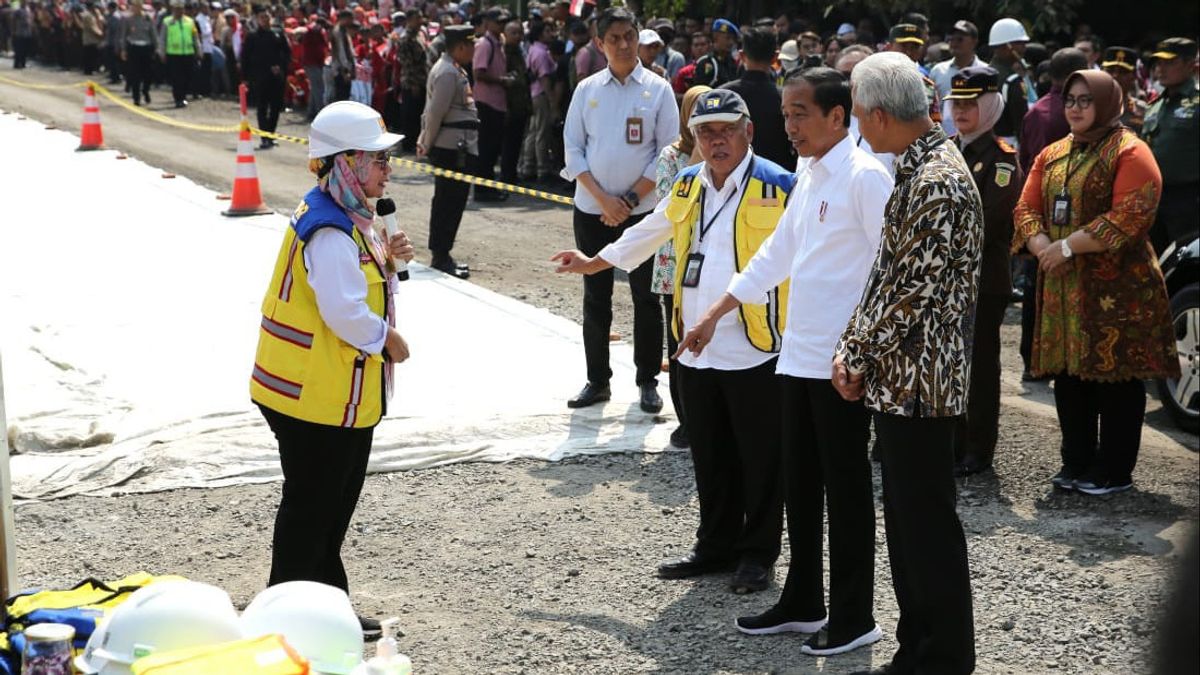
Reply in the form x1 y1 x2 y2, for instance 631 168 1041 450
700 149 753 195
601 62 646 86
808 132 854 177
895 124 950 179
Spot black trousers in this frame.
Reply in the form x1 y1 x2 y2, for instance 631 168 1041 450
500 110 528 184
875 411 975 675
124 44 153 103
81 43 99 74
332 71 352 103
954 293 1008 468
573 208 662 386
1053 374 1146 483
13 35 32 69
427 146 476 257
1150 182 1199 255
254 75 285 133
166 54 193 105
399 87 424 152
776 376 875 637
661 293 685 429
677 359 784 566
102 45 120 82
258 404 373 593
475 101 505 198
1018 257 1038 372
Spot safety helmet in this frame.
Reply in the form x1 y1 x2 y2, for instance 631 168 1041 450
988 18 1029 47
240 581 364 675
74 581 243 675
308 101 405 159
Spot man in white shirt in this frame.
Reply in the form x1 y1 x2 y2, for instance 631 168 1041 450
553 89 795 594
559 7 680 413
928 20 985 136
679 68 892 656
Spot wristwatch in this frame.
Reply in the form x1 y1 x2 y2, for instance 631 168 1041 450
1060 239 1074 259
622 190 640 209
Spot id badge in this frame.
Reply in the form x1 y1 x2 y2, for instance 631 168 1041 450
1052 194 1071 226
626 116 644 144
682 253 705 288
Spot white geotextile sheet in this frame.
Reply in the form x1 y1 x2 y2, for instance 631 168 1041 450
0 111 675 501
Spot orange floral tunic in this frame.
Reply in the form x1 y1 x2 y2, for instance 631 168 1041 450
1013 128 1179 381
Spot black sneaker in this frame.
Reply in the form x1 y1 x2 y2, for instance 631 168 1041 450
1075 477 1133 496
800 625 884 656
734 605 826 636
1050 468 1077 491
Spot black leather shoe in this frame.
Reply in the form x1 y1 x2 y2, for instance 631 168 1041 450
730 560 772 594
954 457 992 477
567 382 611 408
639 384 663 413
656 551 736 579
358 615 382 639
430 256 470 280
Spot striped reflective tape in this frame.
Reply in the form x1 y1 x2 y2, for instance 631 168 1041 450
260 316 314 348
235 163 259 179
278 237 298 301
237 139 255 155
252 364 303 399
340 356 366 427
83 112 101 124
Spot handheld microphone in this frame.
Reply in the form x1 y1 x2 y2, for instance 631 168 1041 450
375 198 409 282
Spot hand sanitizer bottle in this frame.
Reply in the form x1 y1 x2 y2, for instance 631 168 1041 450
364 618 412 675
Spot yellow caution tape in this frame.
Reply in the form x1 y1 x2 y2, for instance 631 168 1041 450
1 73 573 206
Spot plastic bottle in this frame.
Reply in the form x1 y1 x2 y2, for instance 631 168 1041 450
363 618 412 675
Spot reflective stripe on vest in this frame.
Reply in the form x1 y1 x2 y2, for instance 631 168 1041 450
260 316 314 349
341 354 366 427
252 363 303 399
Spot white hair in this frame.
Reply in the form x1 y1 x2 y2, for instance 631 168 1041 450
850 52 929 122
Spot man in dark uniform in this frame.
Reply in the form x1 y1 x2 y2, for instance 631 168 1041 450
721 27 792 169
695 18 739 88
240 7 291 149
945 66 1023 475
1142 38 1199 254
417 25 478 279
1103 46 1146 131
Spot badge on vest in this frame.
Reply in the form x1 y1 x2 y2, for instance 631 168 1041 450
675 176 693 198
682 253 705 288
626 117 643 144
995 163 1014 188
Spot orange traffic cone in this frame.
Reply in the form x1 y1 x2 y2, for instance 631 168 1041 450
76 84 104 151
221 120 272 217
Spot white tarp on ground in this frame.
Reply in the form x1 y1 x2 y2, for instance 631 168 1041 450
0 111 675 501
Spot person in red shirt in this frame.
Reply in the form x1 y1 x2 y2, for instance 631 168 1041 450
300 16 331 120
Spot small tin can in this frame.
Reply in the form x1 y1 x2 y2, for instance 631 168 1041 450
21 622 75 675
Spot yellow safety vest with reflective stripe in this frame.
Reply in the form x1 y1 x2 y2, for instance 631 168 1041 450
250 189 387 428
163 16 196 56
663 158 794 353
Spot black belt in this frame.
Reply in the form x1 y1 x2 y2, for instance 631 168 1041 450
441 120 480 130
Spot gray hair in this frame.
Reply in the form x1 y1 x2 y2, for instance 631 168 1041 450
850 52 929 122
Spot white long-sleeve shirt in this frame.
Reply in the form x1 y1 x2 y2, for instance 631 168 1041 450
728 134 892 379
562 62 680 216
598 152 774 372
302 227 393 355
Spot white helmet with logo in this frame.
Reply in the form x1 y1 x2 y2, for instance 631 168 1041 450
308 101 405 159
240 581 364 675
988 18 1030 47
74 581 243 675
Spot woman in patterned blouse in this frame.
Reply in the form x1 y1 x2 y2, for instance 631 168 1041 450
652 84 709 449
1014 69 1179 496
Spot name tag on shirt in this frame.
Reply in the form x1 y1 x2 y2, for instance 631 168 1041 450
682 253 705 287
626 117 643 144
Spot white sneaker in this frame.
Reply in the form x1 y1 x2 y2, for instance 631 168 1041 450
800 625 884 656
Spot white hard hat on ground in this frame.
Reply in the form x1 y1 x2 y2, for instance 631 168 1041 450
308 101 405 159
988 18 1030 46
240 581 364 675
74 581 243 675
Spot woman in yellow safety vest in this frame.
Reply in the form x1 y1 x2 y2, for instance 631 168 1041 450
249 100 412 636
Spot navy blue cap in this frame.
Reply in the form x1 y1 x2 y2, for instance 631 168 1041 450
712 18 740 38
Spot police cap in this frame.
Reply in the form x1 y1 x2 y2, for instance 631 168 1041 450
1151 37 1197 61
945 65 1001 100
1101 46 1137 71
888 23 924 45
443 24 475 48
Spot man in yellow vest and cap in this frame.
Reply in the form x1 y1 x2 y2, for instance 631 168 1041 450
553 89 794 595
158 0 200 108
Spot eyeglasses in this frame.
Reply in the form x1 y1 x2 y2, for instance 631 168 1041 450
366 152 391 168
1062 95 1094 110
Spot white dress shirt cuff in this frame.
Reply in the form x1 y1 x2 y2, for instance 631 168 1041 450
726 272 770 306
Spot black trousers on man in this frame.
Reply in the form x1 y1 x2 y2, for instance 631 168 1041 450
12 35 32 69
677 359 783 566
875 411 975 675
955 293 1008 469
573 208 663 387
166 54 193 106
1053 375 1146 484
254 75 285 134
474 101 505 199
500 109 528 184
258 404 373 593
399 87 424 152
82 43 99 74
427 146 478 258
125 43 154 104
775 376 875 637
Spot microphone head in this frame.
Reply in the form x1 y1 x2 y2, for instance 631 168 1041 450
375 198 396 216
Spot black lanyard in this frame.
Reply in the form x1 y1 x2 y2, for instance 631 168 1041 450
696 159 755 243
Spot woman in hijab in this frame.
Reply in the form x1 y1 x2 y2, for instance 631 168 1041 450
944 66 1023 476
1013 70 1178 495
651 84 710 450
250 101 414 635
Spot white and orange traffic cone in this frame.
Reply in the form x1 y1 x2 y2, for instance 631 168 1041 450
222 85 271 217
76 84 104 151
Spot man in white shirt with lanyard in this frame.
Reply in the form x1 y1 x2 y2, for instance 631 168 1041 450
553 89 795 595
680 67 893 656
559 7 679 414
